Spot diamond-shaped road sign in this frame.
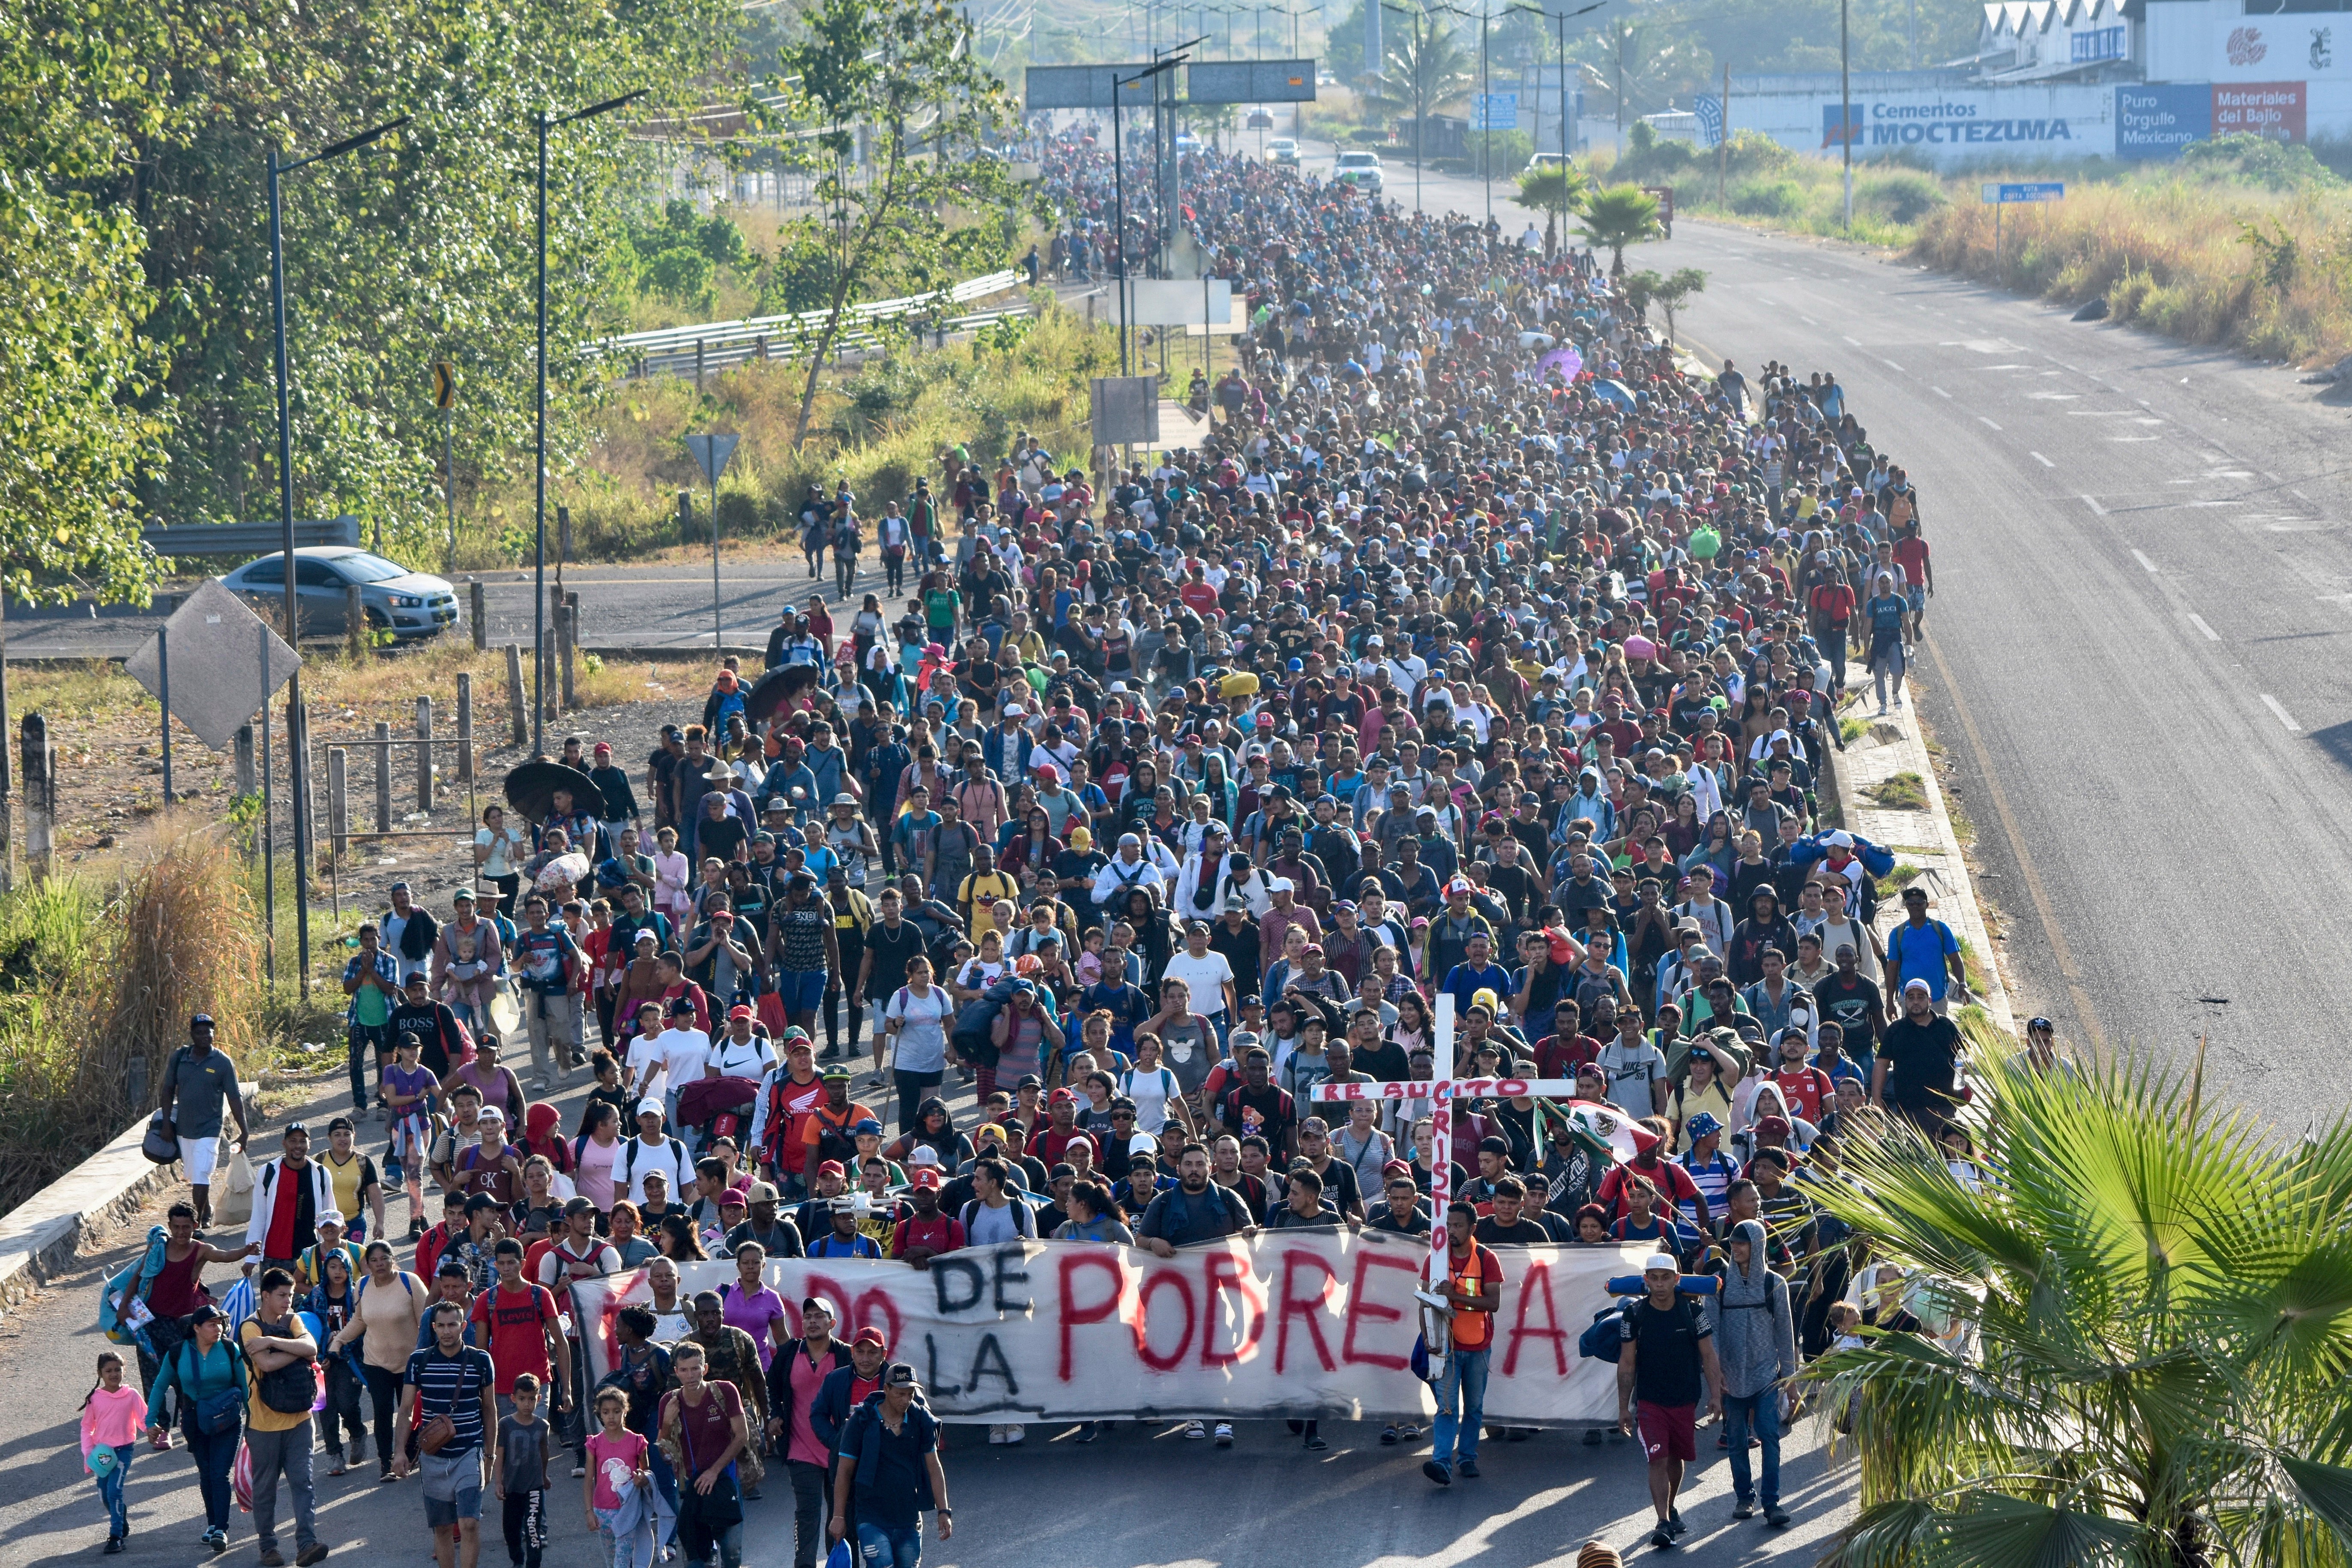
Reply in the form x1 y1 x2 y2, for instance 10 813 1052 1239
683 433 740 487
124 578 302 753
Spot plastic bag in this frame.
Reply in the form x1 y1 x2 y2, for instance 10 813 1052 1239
232 1438 254 1514
214 1147 257 1229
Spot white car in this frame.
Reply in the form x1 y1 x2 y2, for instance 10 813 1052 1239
1333 150 1384 194
1267 137 1299 165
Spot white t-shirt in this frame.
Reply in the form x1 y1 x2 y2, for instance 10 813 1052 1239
883 984 955 1074
1160 950 1237 1020
705 1032 775 1082
1118 1065 1184 1134
633 1026 710 1099
617 1134 692 1204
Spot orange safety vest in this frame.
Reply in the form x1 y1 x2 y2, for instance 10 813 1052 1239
1449 1245 1492 1350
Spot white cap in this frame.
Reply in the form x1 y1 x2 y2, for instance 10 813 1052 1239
1903 978 1932 995
1268 877 1294 893
1642 1254 1679 1274
1823 829 1854 847
907 1146 943 1168
317 1209 346 1227
636 1098 665 1119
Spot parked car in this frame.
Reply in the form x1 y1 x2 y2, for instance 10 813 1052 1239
221 548 459 640
1332 149 1385 194
1267 136 1300 165
1246 109 1275 129
1175 131 1203 153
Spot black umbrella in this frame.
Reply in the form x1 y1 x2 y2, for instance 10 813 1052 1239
745 663 821 726
503 760 601 824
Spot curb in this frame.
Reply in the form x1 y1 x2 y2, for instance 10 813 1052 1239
1827 672 2017 1037
0 1083 257 1322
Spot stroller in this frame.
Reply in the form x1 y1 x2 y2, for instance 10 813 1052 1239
675 1075 762 1156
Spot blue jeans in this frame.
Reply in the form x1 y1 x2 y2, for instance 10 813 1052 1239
93 1444 134 1537
347 1021 391 1109
1723 1389 1783 1510
1429 1345 1491 1469
856 1519 925 1568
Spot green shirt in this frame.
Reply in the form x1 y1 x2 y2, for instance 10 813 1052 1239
924 588 958 632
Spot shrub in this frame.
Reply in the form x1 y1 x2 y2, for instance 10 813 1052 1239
1731 178 1805 218
1862 169 1946 225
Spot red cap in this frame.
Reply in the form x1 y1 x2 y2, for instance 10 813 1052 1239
1047 1087 1076 1105
910 1168 943 1190
817 1160 847 1178
728 1004 753 1020
853 1328 888 1350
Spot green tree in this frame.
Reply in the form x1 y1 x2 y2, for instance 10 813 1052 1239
764 0 1024 445
1514 160 1591 257
1650 266 1706 345
0 5 169 605
1806 1058 2352 1568
1577 183 1661 276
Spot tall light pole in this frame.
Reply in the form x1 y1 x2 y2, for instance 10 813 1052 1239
1840 0 1853 230
533 88 646 759
1382 3 1427 215
1511 2 1602 170
268 111 410 996
1433 2 1493 222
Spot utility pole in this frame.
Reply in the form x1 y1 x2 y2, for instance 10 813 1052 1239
1718 59 1729 205
1840 0 1853 230
1615 21 1627 154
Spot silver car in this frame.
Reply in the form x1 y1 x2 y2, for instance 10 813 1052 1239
221 547 459 640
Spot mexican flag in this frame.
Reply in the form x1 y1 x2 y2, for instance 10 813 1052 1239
1548 1099 1661 1165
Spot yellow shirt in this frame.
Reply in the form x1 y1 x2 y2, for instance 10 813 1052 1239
239 1317 317 1433
958 871 1020 934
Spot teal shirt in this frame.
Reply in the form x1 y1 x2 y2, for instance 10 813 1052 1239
150 1339 239 1426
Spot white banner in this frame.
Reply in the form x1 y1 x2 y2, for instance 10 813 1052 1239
575 1236 1650 1425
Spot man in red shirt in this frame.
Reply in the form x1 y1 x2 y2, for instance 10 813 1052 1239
1532 998 1601 1081
1598 1138 1709 1231
1891 522 1932 640
1178 564 1222 619
468 1239 570 1419
754 1035 827 1190
889 1170 967 1269
1767 1028 1835 1125
1807 571 1856 691
1026 1089 1101 1168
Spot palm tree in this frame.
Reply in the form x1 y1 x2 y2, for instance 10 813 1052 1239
1514 161 1590 258
1651 266 1707 346
1802 1054 2352 1568
1575 183 1660 277
1356 11 1475 168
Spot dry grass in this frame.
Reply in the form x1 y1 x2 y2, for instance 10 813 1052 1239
0 838 265 1210
1871 771 1929 810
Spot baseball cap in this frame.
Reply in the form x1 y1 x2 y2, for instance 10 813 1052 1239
635 1098 664 1119
822 1065 853 1082
851 1118 885 1137
910 1168 943 1190
1048 1087 1076 1105
853 1328 889 1350
728 1004 753 1020
882 1362 920 1388
816 1159 847 1178
1642 1254 1679 1274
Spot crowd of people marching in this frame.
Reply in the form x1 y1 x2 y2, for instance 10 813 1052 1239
88 124 1987 1567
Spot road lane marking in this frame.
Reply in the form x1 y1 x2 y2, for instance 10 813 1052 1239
2081 495 2106 514
1843 335 1861 345
1882 359 1905 371
1933 387 1951 398
2132 549 2158 572
2030 452 2054 467
2262 694 2303 732
1979 416 2002 430
2186 613 2220 641
1920 636 2106 1053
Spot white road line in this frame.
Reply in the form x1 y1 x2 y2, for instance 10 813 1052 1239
1882 359 1905 371
1979 416 2002 430
2262 694 2304 732
2186 613 2220 641
1933 387 1951 398
2030 452 2055 467
1843 335 1862 346
2132 548 2158 572
2082 495 2106 514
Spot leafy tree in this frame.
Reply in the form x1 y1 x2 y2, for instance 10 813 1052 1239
1356 10 1476 161
0 4 169 604
763 0 1025 445
1806 1058 2352 1568
1577 183 1661 276
1514 160 1591 257
1650 266 1706 345
45 0 731 569
644 248 718 311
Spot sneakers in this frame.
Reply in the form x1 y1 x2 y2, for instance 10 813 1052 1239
1668 1510 1689 1538
258 1552 287 1568
296 1546 330 1567
1457 1458 1480 1478
1002 1424 1025 1445
1733 1498 1758 1520
1649 1525 1678 1550
104 1540 124 1556
1304 1433 1328 1451
1422 1460 1451 1487
1184 1420 1208 1440
202 1528 227 1554
1765 1510 1792 1529
1398 1423 1422 1440
987 1425 1006 1444
572 1464 587 1478
1213 1422 1233 1448
1074 1421 1102 1442
327 1458 348 1477
1379 1426 1400 1446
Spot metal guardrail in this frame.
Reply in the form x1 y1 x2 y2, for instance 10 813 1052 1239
143 517 363 557
597 270 1031 378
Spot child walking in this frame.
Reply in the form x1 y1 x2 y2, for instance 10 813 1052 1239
81 1351 146 1553
493 1372 553 1568
585 1388 657 1568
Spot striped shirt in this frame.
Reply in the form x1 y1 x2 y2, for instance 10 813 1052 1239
403 1345 494 1455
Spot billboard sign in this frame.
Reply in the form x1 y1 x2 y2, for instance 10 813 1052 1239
2213 80 2306 141
1184 60 1317 104
2116 82 2211 160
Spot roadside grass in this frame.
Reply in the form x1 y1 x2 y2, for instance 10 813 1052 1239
1954 1001 2011 1059
1957 936 1992 998
1839 715 1870 743
1870 771 1929 810
1885 862 1923 891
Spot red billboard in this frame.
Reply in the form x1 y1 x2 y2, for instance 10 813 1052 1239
2212 81 2305 142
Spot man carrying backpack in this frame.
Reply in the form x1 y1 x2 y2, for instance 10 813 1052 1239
1709 1219 1797 1530
1134 1143 1255 1446
156 1013 250 1229
239 1267 332 1565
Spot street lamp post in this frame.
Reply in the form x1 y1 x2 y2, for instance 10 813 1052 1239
1511 2 1604 172
267 112 410 996
1840 0 1853 230
1432 2 1493 223
1381 3 1426 215
533 88 646 760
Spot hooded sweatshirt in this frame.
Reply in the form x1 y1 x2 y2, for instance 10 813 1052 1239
1706 1218 1796 1400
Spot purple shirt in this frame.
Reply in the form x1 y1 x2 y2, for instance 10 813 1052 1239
721 1281 789 1369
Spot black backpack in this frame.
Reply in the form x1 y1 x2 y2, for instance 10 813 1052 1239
249 1318 319 1415
951 976 1023 1068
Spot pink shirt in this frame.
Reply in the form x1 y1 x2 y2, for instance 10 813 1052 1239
784 1345 837 1469
81 1384 147 1457
587 1429 648 1511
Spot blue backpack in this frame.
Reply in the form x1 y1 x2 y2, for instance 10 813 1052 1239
1578 1298 1639 1364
